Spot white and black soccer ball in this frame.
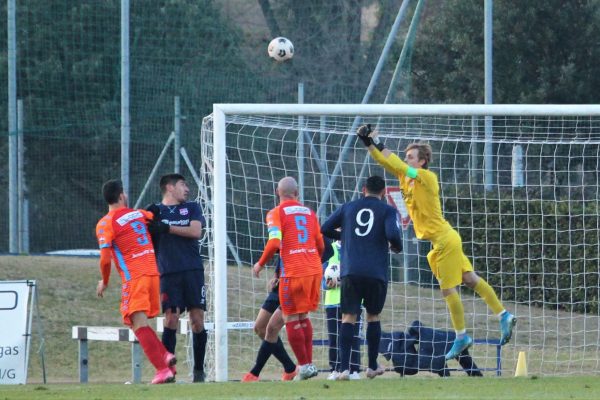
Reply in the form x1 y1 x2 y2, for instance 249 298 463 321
268 37 294 62
324 263 340 285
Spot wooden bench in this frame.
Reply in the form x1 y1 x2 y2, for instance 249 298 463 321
71 326 142 383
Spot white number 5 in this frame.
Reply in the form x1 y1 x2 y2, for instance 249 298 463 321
354 208 374 236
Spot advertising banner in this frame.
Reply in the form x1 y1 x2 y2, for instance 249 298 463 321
0 281 32 384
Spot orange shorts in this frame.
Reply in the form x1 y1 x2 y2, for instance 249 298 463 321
121 275 160 326
279 273 321 316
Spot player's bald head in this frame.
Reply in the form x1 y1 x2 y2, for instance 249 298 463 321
277 176 298 199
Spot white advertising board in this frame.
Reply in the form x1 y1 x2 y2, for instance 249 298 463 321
0 281 32 384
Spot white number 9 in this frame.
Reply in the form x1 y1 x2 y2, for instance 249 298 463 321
354 208 374 236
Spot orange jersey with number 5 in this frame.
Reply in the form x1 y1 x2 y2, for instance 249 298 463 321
95 208 159 282
263 200 324 278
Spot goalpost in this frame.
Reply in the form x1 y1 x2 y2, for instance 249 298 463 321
201 104 600 382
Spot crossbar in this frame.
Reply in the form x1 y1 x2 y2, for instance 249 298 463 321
214 103 600 116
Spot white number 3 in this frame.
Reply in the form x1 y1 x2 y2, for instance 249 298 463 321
354 208 374 236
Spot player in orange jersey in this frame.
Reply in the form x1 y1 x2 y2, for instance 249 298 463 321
95 179 176 384
253 176 325 380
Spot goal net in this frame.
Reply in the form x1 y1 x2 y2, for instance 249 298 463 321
199 104 600 381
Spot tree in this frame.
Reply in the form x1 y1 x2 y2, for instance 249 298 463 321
411 0 600 103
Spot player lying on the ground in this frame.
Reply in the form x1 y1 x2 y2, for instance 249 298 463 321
379 320 483 377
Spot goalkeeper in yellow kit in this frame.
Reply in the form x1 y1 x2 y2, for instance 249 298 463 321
357 124 516 360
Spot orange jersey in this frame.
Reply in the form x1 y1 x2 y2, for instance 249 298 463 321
96 208 159 282
260 200 324 277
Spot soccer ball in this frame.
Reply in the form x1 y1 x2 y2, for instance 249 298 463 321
268 37 294 62
324 263 340 285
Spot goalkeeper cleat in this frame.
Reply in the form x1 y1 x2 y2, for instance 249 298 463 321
445 334 473 360
241 372 259 382
281 367 298 381
366 366 385 379
500 312 517 345
151 368 175 384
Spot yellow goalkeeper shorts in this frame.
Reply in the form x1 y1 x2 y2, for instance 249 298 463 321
427 229 473 290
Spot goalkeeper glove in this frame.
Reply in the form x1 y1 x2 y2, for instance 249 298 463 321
148 220 170 235
356 124 385 151
356 124 374 147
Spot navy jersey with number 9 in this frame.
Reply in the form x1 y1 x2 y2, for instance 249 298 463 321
321 196 402 283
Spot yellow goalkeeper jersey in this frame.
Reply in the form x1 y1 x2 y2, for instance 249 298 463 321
370 148 452 241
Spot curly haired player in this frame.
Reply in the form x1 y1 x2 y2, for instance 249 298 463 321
356 124 516 360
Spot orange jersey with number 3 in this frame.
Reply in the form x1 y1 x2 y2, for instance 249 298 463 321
95 208 159 282
264 200 324 278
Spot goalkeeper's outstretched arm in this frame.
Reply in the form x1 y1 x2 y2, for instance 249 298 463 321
356 124 419 179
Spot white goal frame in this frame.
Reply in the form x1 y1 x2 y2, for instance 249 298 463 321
211 103 600 382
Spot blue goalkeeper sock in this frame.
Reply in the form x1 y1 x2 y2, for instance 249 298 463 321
366 321 381 370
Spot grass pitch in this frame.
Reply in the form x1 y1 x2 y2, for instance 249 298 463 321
1 255 600 400
0 376 599 400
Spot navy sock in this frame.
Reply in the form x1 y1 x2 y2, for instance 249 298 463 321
350 319 362 372
366 321 381 370
250 340 273 376
326 307 340 371
270 337 296 373
162 327 177 354
193 329 207 372
339 322 354 372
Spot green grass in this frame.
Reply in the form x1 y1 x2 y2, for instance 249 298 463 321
2 254 600 399
0 376 599 400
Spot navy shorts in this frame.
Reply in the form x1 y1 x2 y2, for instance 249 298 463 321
340 275 387 316
160 269 206 312
261 290 280 314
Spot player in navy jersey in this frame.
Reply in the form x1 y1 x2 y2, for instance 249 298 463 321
146 173 207 383
321 175 402 380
